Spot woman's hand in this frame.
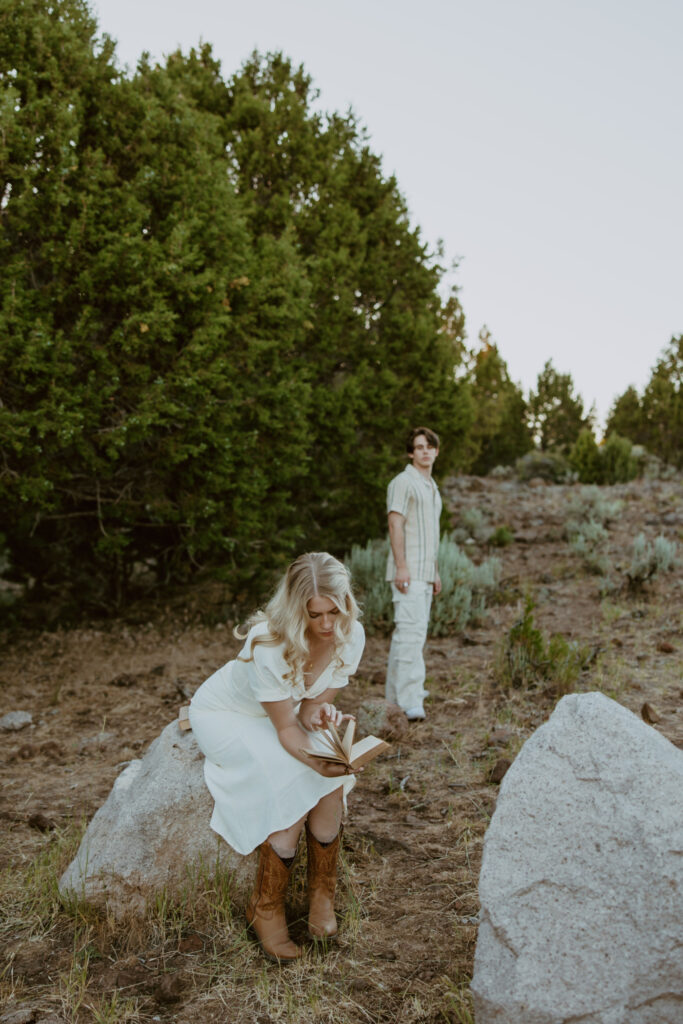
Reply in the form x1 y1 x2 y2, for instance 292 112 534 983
301 701 354 731
312 759 354 778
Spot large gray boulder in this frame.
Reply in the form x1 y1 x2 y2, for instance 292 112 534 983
472 692 683 1024
60 721 255 915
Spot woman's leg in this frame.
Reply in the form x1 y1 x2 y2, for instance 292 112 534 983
266 813 307 859
307 786 343 843
306 788 344 938
247 813 307 962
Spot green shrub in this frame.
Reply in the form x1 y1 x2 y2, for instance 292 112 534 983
496 596 591 695
496 596 545 687
488 525 514 547
568 429 602 483
345 533 501 636
600 432 639 484
625 534 677 592
568 430 640 485
544 634 593 695
515 450 573 483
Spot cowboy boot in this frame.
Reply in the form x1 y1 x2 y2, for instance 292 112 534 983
306 821 342 940
246 841 302 962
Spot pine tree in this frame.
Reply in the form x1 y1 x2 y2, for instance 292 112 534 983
638 336 683 468
463 328 533 474
217 52 471 549
606 337 683 469
1 20 472 612
605 385 643 443
1 8 313 607
528 360 589 453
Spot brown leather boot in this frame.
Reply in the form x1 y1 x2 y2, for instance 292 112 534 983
306 822 342 940
245 842 302 962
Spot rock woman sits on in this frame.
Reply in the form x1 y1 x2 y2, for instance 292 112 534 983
189 551 365 962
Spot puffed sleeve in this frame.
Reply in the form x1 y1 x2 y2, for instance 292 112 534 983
248 641 292 702
387 471 411 517
329 621 365 690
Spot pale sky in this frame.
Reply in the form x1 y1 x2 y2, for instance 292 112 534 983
91 0 683 430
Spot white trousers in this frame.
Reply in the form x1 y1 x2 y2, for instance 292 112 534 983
385 580 433 713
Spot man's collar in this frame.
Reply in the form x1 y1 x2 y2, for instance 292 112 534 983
405 463 436 485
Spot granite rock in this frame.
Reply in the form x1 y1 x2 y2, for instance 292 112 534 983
472 691 683 1023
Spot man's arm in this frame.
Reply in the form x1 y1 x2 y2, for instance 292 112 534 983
388 511 410 590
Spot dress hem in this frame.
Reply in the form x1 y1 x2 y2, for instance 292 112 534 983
208 774 354 856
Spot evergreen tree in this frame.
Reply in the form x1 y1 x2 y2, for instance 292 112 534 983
1 5 312 606
605 385 643 442
216 52 471 548
638 335 683 468
0 11 472 612
606 337 683 468
528 360 589 452
463 327 533 474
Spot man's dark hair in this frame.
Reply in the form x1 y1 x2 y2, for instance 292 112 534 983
406 426 440 454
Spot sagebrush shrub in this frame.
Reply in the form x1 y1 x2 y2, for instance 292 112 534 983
565 486 622 530
345 534 500 636
568 519 611 575
344 540 394 634
564 487 619 577
515 450 572 483
626 534 677 592
430 535 501 636
452 507 490 545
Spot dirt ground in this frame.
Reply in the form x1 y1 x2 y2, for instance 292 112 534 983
1 476 682 1023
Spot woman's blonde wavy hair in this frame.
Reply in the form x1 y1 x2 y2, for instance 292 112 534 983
236 552 360 685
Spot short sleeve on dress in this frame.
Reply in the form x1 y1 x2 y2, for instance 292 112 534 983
248 642 292 702
329 621 365 690
387 471 411 517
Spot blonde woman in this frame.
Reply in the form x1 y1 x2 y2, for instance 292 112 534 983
189 552 365 962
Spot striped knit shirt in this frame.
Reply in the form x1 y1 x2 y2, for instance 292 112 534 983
385 464 442 582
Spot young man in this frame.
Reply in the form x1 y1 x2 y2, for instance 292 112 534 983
385 427 442 721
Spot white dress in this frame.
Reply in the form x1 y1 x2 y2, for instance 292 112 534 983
189 619 365 855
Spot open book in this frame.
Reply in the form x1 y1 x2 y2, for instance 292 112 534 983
301 719 390 771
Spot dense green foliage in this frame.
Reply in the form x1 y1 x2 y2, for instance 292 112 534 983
461 329 533 474
528 360 590 453
606 336 683 469
0 0 470 611
568 430 638 484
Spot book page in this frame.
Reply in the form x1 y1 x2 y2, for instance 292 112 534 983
349 735 390 770
301 725 346 764
341 718 355 760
